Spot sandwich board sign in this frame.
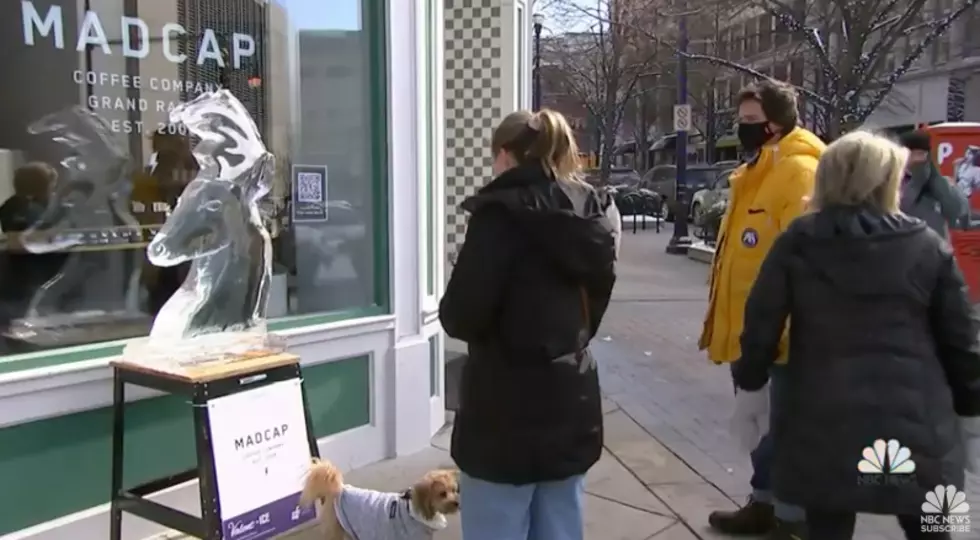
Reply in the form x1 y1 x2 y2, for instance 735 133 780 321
207 378 317 539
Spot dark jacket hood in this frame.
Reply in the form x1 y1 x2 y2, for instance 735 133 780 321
461 164 616 281
791 205 930 297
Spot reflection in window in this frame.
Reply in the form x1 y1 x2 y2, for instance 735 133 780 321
0 0 384 356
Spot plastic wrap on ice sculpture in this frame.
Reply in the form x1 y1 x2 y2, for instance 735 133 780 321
124 90 284 368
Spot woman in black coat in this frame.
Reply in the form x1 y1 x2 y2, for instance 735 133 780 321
439 109 616 540
732 131 980 539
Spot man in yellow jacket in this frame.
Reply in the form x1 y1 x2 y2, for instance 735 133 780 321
699 80 825 539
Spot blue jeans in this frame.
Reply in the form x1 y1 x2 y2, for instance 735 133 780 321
459 472 585 540
734 365 805 523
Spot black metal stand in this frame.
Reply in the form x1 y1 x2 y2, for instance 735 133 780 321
108 358 320 540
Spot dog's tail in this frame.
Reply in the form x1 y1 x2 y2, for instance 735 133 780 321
299 458 344 508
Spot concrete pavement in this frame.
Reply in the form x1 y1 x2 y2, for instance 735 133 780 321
347 402 730 540
597 228 980 539
154 406 719 540
161 226 976 539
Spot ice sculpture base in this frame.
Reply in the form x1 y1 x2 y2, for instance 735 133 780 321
112 351 299 384
5 311 152 349
121 329 286 374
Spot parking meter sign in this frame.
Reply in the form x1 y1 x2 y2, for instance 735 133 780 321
673 105 692 132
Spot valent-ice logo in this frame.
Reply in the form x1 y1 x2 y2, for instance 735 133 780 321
921 485 971 534
856 439 916 485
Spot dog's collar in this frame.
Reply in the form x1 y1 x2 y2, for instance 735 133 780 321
407 503 448 531
397 488 449 530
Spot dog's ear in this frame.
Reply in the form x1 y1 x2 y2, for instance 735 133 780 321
411 479 438 520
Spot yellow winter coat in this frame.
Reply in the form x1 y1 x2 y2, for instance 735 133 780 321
699 127 826 364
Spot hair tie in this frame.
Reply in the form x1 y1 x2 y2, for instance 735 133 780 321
527 114 543 132
503 124 540 155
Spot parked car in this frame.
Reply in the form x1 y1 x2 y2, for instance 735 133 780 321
583 167 642 187
640 164 724 221
690 167 737 222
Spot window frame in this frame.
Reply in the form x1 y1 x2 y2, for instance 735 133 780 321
0 0 392 375
424 0 437 298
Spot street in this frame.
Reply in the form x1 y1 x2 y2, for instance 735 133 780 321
596 227 979 539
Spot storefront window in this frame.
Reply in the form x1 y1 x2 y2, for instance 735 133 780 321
0 0 388 360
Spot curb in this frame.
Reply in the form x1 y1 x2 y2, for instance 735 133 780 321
686 243 715 264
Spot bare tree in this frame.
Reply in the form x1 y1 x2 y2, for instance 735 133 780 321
541 0 661 178
671 0 980 139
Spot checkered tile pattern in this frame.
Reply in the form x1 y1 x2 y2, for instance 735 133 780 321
444 0 504 254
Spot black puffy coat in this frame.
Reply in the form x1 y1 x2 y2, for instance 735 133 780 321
733 206 980 515
440 163 617 485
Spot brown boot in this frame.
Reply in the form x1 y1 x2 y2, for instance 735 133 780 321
708 497 775 535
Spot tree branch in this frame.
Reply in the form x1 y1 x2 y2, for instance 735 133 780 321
854 0 929 92
761 0 840 86
859 0 980 122
681 52 833 107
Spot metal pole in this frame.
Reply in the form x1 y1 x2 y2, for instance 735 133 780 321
639 76 648 171
533 22 543 111
666 9 691 254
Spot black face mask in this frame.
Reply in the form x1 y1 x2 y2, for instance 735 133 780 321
737 122 772 152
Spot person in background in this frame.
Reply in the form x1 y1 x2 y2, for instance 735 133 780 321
440 108 616 540
596 187 622 258
0 162 68 317
699 79 826 539
732 130 980 539
899 130 967 237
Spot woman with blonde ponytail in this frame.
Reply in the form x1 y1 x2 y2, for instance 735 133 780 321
440 109 617 540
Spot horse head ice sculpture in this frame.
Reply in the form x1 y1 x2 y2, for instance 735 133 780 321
126 90 283 367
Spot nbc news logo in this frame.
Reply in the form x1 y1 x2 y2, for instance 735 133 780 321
920 485 971 533
856 439 917 486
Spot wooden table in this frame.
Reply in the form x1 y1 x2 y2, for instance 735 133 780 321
108 353 319 540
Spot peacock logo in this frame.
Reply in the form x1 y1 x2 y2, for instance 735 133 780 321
857 439 916 474
922 485 970 515
920 485 971 534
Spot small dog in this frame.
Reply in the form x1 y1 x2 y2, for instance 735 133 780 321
300 458 460 540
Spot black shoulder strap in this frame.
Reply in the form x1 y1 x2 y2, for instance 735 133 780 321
575 286 591 361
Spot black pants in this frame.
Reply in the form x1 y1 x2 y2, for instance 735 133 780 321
806 509 951 540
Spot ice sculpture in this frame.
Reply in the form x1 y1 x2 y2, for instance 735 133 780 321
123 90 284 368
5 107 148 348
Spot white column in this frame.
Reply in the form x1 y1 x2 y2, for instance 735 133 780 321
388 0 433 456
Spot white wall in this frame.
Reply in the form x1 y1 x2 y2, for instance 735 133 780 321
0 0 445 536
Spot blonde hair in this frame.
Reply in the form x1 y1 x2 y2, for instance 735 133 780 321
811 131 907 213
491 109 583 182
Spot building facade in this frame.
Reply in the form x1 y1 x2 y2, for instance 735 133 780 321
443 0 530 255
0 0 446 538
700 2 980 134
864 3 980 127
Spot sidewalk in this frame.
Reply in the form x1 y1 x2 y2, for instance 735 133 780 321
155 404 728 540
272 400 733 540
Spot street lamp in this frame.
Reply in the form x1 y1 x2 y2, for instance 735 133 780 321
532 13 545 111
666 6 692 255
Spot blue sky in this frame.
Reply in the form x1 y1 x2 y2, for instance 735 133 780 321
278 0 360 30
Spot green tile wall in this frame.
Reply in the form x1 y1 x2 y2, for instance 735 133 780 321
0 355 370 535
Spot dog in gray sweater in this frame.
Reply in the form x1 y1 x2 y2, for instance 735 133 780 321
300 458 459 540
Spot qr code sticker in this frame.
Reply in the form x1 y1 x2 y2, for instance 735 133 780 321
296 172 323 203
